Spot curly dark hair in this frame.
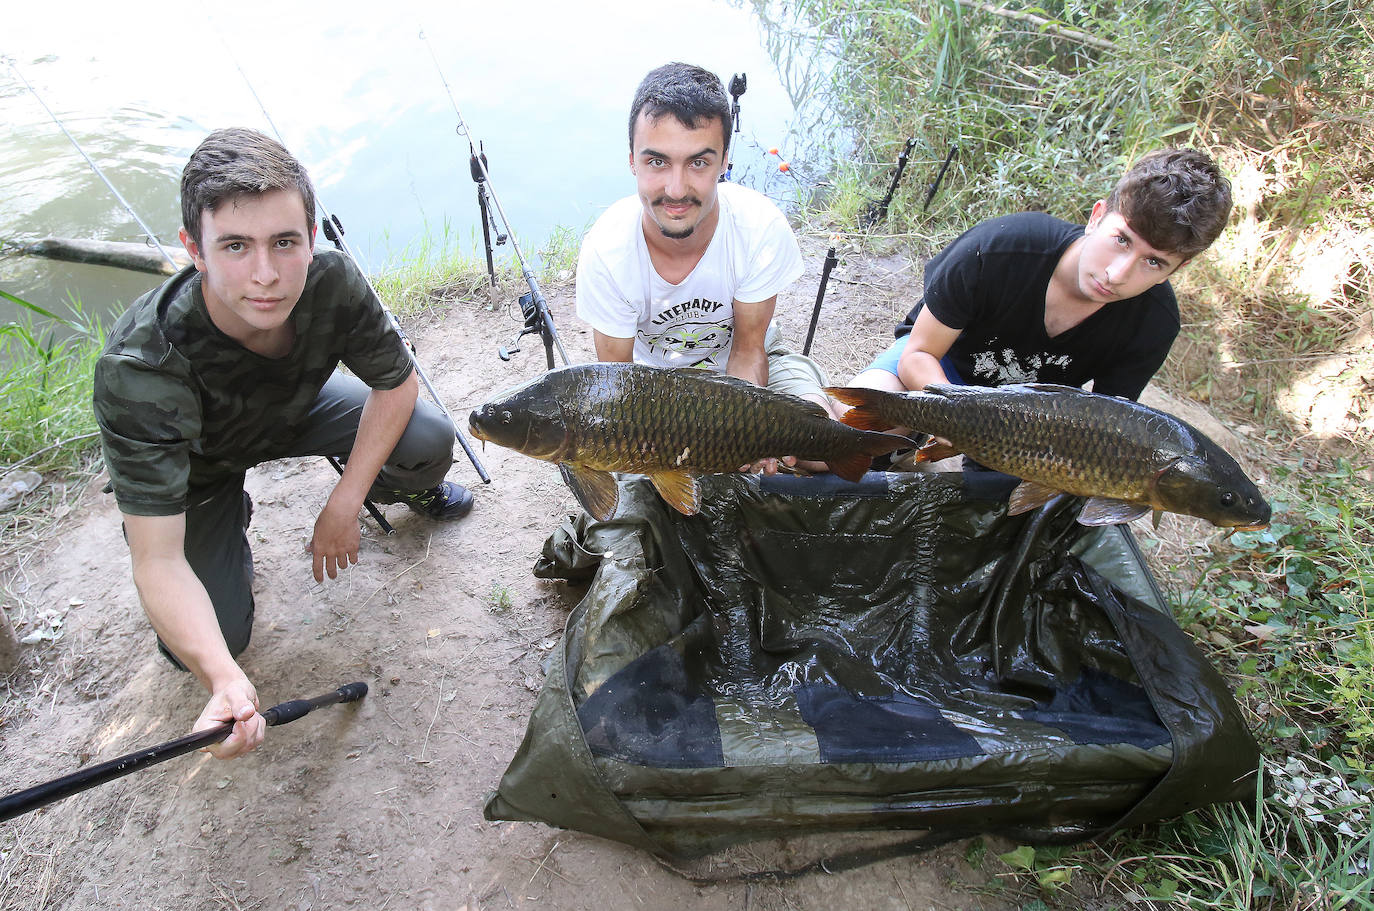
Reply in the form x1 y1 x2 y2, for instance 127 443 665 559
627 63 732 157
1107 148 1232 259
180 128 316 244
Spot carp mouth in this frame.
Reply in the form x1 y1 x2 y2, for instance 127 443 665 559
1229 521 1270 532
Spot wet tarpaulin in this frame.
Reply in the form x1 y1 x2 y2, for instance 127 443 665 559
484 471 1259 859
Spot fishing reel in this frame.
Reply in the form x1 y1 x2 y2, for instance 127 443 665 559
498 291 544 361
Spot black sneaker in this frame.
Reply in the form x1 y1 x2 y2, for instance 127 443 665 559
399 481 475 519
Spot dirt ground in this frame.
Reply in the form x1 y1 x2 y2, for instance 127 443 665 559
0 235 1260 911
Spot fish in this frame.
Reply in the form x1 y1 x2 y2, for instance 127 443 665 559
469 363 914 521
825 382 1271 529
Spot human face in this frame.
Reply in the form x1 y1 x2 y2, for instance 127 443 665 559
1075 200 1184 305
179 188 315 350
629 111 728 242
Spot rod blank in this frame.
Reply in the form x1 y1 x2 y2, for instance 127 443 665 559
0 682 368 823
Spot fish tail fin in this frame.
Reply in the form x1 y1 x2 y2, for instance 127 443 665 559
829 451 876 483
824 386 897 432
829 431 916 483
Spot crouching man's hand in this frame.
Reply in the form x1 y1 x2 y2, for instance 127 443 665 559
309 496 362 582
195 676 264 760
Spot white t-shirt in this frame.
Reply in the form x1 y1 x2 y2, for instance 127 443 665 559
575 182 804 370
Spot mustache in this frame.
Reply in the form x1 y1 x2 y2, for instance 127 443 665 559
654 195 701 207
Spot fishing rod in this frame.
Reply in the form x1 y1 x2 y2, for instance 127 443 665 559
0 682 368 823
4 57 180 269
419 29 571 372
218 38 490 484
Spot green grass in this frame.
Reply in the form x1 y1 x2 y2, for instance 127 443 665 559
1094 462 1374 908
0 291 103 475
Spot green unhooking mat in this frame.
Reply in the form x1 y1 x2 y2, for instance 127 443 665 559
484 471 1259 859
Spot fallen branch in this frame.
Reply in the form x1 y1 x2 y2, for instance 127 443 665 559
11 237 190 275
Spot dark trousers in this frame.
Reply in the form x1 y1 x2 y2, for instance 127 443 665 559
173 372 454 659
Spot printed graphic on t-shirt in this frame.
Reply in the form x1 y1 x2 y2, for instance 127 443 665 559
643 297 732 366
643 321 733 362
969 346 1072 385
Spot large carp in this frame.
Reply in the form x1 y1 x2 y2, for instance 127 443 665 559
827 382 1271 529
469 363 913 520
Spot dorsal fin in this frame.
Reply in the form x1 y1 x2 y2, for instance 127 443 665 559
676 368 829 418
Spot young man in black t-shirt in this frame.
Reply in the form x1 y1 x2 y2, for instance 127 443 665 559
850 148 1231 402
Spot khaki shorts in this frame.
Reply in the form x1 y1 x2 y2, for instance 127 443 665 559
764 324 829 400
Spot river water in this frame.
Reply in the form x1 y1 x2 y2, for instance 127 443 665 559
1 0 837 333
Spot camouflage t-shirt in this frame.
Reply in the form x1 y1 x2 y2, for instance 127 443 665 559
93 249 413 516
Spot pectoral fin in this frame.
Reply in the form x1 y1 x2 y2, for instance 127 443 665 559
1007 479 1063 515
559 463 620 521
1077 497 1153 526
649 470 702 516
913 439 961 463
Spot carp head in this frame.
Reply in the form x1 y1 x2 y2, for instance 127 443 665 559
468 375 570 463
1152 451 1272 529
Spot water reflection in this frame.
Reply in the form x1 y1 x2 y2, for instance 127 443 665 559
1 0 838 332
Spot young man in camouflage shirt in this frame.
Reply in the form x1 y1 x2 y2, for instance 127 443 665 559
94 128 471 759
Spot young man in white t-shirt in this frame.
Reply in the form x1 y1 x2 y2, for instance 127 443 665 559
575 62 836 432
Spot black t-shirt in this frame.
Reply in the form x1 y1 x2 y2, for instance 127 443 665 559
897 213 1179 400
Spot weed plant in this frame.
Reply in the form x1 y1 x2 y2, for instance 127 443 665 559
0 291 102 476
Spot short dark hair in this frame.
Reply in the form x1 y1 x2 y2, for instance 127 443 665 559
1106 148 1232 259
628 62 732 158
180 128 316 245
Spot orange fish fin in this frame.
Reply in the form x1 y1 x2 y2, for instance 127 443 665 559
838 409 895 432
559 463 620 521
824 386 898 432
823 385 872 407
828 451 877 483
1077 497 1152 526
913 439 960 463
828 431 914 482
1007 480 1062 515
649 470 701 516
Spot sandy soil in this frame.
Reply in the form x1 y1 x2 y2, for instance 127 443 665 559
0 235 1258 911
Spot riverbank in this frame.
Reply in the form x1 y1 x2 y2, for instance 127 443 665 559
3 227 1372 907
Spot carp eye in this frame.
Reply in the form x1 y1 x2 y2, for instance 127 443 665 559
500 410 512 423
1220 491 1238 507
